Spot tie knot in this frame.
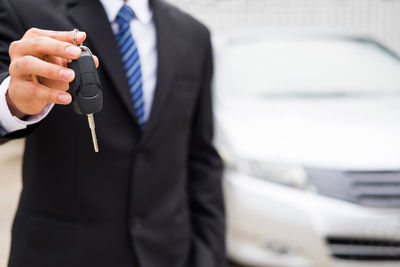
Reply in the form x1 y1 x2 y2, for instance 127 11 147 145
116 5 136 25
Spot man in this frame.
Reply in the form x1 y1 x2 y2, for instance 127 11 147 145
0 0 225 266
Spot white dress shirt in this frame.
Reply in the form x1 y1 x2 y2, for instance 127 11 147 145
0 0 157 135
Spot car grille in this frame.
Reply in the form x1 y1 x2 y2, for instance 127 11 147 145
307 169 400 207
327 237 400 260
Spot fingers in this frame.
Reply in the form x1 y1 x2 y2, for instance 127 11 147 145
8 78 72 115
23 81 72 106
10 55 75 82
23 28 86 45
43 55 63 66
93 55 99 68
58 55 99 69
10 36 82 60
40 79 69 92
7 28 88 116
39 55 70 91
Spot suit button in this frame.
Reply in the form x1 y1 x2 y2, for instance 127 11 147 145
135 153 147 165
132 217 142 230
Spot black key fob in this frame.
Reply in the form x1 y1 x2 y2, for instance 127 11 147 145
68 47 103 115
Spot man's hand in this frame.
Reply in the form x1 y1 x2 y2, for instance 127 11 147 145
7 28 99 118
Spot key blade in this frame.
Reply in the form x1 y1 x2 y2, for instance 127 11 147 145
90 128 99 153
87 114 99 153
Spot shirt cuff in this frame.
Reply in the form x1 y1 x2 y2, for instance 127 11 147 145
0 76 54 135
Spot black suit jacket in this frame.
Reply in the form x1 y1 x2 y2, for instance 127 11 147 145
0 0 225 266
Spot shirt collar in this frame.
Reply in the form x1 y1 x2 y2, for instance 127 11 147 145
99 0 153 24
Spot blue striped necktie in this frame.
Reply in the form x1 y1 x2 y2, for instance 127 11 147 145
115 5 146 130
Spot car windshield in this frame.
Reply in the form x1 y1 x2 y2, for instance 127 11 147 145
218 36 400 97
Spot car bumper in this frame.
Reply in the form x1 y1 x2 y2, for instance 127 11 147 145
224 169 400 267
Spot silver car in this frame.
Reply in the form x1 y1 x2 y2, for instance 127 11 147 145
214 30 400 267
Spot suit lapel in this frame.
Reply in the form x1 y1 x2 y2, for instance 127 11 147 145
141 0 177 143
66 0 140 127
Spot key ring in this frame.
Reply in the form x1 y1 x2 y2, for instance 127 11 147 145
72 28 94 57
73 28 79 46
80 46 94 57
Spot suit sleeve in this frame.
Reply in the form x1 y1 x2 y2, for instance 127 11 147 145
0 0 41 145
187 31 226 267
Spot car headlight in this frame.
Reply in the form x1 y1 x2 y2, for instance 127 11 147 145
221 148 310 190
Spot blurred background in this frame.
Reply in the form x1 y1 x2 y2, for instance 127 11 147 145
2 0 400 266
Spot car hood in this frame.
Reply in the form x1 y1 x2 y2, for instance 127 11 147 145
215 95 400 170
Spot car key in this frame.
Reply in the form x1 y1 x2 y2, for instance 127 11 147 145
68 29 103 152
